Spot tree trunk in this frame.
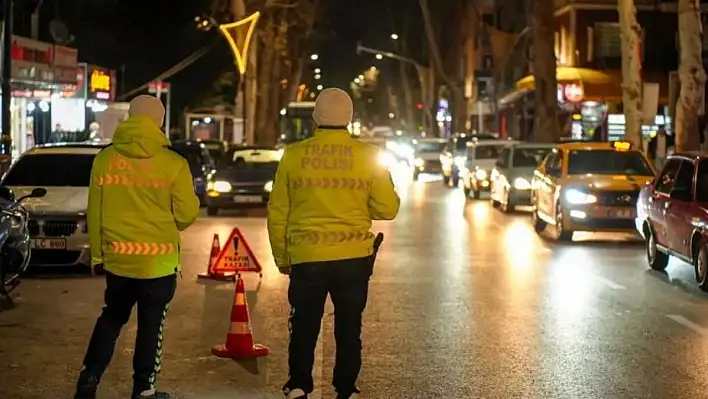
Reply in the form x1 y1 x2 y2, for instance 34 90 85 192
530 0 559 143
255 17 275 145
675 0 706 152
618 0 643 150
287 57 305 102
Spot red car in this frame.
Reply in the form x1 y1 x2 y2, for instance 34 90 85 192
636 152 708 291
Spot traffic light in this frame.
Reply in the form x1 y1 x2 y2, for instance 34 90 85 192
416 103 423 110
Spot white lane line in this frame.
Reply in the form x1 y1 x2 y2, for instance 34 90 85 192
595 276 626 290
311 317 325 399
667 314 708 336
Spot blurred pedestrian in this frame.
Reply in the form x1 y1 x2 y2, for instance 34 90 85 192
74 95 200 399
267 88 400 399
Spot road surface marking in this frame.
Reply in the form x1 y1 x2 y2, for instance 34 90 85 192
595 276 626 290
667 314 708 336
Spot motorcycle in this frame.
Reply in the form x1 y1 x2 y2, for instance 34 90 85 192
0 186 47 305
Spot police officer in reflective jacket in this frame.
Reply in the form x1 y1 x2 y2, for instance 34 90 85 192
268 88 400 399
75 95 200 399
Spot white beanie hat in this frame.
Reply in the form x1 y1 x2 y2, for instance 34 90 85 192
129 95 165 128
313 88 353 127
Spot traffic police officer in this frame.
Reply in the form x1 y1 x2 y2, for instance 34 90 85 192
75 95 200 399
268 88 400 399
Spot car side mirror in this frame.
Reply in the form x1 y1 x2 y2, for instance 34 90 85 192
0 186 15 202
17 188 47 203
669 188 692 201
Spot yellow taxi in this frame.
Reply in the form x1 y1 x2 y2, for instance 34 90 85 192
530 140 656 241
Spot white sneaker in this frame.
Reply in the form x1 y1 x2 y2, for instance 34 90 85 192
285 388 307 399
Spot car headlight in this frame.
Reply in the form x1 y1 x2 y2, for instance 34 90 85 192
208 180 232 193
512 177 531 190
378 152 397 168
474 169 488 180
264 180 274 192
414 158 425 167
565 188 597 205
453 156 467 168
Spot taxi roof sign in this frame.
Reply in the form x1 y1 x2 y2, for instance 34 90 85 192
612 141 631 151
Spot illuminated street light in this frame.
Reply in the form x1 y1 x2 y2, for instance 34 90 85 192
388 113 395 119
376 54 383 60
310 54 319 60
370 66 377 71
314 68 321 73
354 78 361 84
391 33 399 40
317 84 324 90
358 74 364 80
315 74 321 80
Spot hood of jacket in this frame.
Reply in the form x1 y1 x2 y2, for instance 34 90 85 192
113 115 170 159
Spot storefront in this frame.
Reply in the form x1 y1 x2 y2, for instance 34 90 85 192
49 46 82 139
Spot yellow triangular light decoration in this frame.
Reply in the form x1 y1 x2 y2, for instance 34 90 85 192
219 11 261 75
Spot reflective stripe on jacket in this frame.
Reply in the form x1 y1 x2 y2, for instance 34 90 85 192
88 115 200 279
267 128 400 267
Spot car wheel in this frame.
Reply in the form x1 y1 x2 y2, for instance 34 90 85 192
555 203 573 242
532 204 546 234
646 226 669 271
207 206 219 216
695 243 708 291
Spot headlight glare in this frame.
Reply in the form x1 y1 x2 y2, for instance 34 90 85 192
474 169 488 180
565 189 597 204
414 158 425 167
453 156 467 168
378 152 397 168
513 177 531 190
264 180 274 192
208 180 232 193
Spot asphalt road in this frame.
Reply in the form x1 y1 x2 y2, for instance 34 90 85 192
2 170 708 398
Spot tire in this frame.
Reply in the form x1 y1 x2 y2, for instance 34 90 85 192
694 243 708 291
532 205 546 234
646 226 669 271
555 203 573 242
206 206 219 216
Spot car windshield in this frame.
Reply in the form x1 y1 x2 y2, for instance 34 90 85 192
227 149 281 171
416 142 446 153
513 148 553 167
3 153 96 187
473 145 502 159
567 150 654 176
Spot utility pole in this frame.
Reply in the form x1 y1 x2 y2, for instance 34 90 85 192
1 0 14 171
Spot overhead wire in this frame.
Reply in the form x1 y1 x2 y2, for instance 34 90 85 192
117 38 220 101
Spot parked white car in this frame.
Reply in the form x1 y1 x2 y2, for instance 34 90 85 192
1 142 109 267
461 140 516 199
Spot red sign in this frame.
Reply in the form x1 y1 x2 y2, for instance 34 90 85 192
211 228 262 275
148 81 170 94
563 84 584 103
12 89 51 98
10 36 53 83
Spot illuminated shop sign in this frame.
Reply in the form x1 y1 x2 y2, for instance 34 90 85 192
87 66 115 101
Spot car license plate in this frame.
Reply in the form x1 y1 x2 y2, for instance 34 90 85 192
234 195 262 203
31 238 67 250
608 209 634 219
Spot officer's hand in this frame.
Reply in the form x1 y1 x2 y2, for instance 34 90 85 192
278 266 291 275
91 263 105 276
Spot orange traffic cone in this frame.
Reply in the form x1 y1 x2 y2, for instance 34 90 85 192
198 234 235 281
212 274 269 358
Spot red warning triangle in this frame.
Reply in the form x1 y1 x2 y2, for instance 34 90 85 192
211 227 262 275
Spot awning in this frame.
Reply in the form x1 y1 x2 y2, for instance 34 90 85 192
516 67 622 102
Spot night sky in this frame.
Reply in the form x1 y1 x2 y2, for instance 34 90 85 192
22 0 426 122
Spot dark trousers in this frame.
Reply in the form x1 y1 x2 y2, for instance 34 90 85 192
81 272 177 395
284 256 372 396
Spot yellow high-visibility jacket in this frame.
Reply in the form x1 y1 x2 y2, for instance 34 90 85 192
88 115 200 279
267 128 400 267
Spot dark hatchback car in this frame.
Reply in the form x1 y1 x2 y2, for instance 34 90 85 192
204 146 282 216
170 140 217 203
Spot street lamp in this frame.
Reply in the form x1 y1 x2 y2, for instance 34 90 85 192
391 33 399 40
314 68 321 73
358 74 364 80
310 54 319 60
354 78 361 84
376 54 383 60
388 113 395 119
314 74 321 80
317 84 323 90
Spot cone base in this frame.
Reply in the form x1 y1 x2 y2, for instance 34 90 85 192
211 343 269 358
197 271 237 281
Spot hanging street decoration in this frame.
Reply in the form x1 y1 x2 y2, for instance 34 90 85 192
218 12 261 75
